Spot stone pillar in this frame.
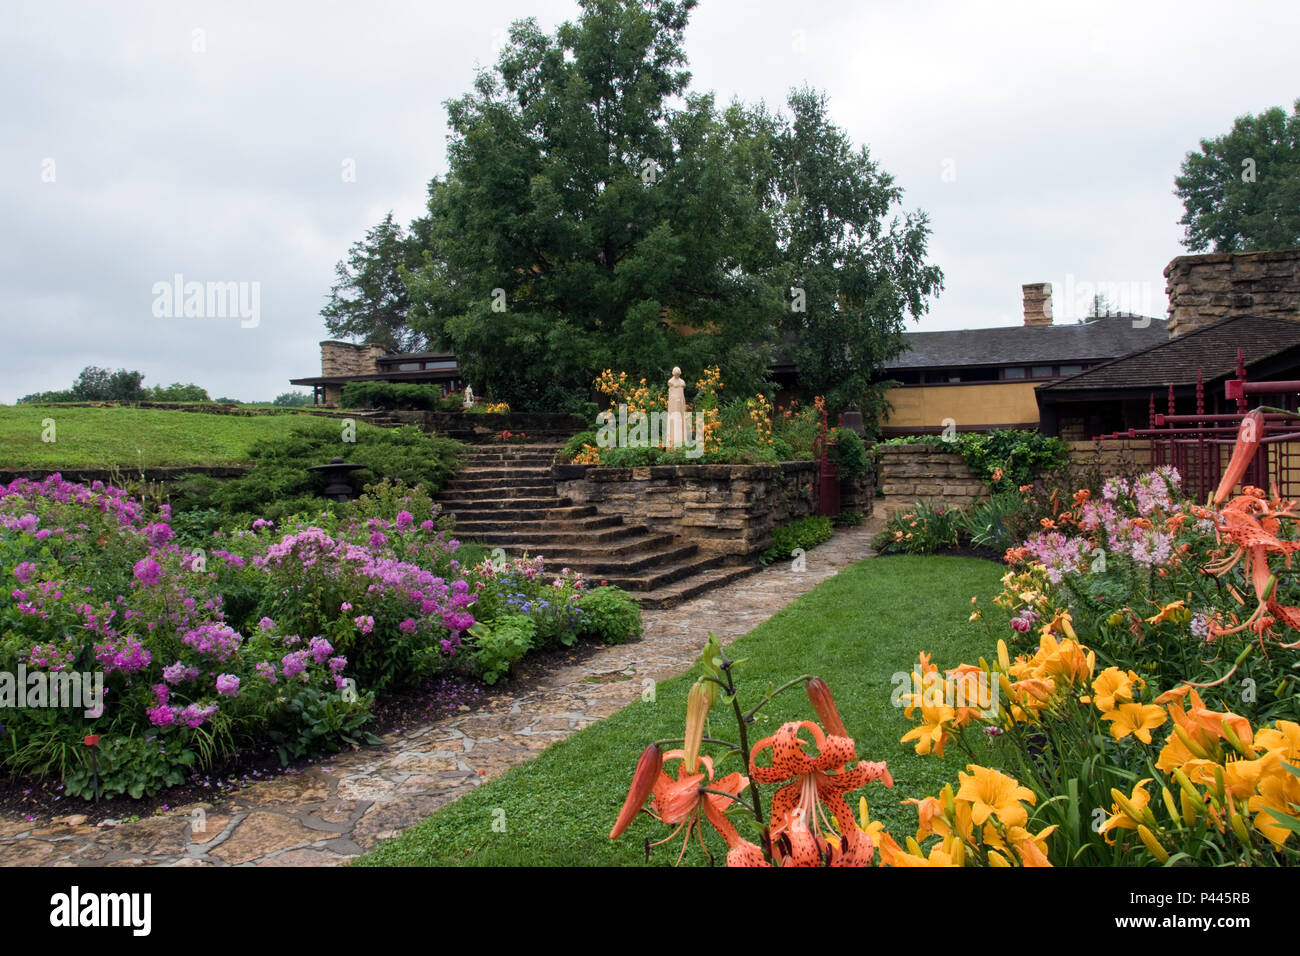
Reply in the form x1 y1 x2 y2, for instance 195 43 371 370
1165 250 1300 338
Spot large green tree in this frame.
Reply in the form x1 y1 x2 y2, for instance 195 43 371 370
755 88 943 422
1174 100 1300 253
404 0 782 411
322 212 428 353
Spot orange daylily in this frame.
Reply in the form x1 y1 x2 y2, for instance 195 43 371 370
1249 760 1300 847
1256 720 1300 760
983 823 1058 867
1083 666 1143 713
876 831 962 867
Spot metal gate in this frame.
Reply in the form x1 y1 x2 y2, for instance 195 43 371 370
1094 350 1300 501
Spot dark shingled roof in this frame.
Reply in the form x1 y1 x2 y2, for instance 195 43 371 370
885 313 1167 370
1037 314 1300 392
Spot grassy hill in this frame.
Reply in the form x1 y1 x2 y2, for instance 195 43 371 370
0 405 344 469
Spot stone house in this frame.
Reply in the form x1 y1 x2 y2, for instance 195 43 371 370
290 341 464 407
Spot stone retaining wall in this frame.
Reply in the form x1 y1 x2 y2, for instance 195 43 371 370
873 444 988 517
555 461 840 556
1065 439 1153 479
0 466 250 485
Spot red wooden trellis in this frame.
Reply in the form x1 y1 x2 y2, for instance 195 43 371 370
812 402 839 516
1095 349 1300 501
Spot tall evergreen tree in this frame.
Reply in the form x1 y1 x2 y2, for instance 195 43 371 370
322 212 427 353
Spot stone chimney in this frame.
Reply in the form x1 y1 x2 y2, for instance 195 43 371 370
1022 283 1053 326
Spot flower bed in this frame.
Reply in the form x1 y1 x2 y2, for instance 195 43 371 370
0 475 640 800
902 454 1300 865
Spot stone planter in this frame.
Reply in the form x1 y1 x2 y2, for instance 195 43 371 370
553 460 851 556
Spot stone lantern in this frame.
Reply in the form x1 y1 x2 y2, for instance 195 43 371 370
308 457 366 502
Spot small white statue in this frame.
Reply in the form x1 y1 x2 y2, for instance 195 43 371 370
463 385 474 408
666 366 686 448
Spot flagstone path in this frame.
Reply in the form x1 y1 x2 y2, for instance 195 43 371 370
0 525 878 867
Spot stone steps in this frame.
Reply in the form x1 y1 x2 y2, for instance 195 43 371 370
461 526 673 551
450 514 628 535
437 496 578 515
451 467 553 481
435 442 754 609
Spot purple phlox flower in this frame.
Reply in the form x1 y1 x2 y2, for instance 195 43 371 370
133 557 163 587
215 673 240 697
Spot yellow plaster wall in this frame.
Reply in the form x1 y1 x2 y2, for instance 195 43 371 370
882 382 1042 430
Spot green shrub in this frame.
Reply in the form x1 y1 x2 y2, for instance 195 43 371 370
760 515 834 564
828 427 868 477
577 587 643 644
958 491 1024 552
876 430 1068 488
467 616 536 685
873 501 964 555
561 430 599 462
64 736 196 801
340 381 443 411
171 420 464 526
833 510 863 527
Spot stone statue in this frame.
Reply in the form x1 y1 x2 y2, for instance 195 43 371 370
463 385 474 408
666 366 686 448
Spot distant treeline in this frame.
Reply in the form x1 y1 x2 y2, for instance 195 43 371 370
18 366 311 406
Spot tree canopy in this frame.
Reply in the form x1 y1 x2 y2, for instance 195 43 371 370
1174 100 1300 253
333 0 941 415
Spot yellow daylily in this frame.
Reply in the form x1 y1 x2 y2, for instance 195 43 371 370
955 765 1036 829
1099 778 1154 844
1101 702 1168 744
1249 761 1300 847
900 702 956 758
1083 666 1142 712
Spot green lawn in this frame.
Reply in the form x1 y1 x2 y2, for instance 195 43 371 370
356 554 1006 866
0 405 355 469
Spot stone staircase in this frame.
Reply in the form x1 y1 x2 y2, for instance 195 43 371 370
436 443 759 608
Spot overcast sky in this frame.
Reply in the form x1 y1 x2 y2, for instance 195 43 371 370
2 0 1297 403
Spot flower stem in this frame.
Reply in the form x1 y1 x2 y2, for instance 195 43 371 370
724 665 765 825
743 674 815 722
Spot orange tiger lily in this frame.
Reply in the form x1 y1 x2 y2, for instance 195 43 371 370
613 748 751 865
750 720 892 864
1214 409 1265 504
